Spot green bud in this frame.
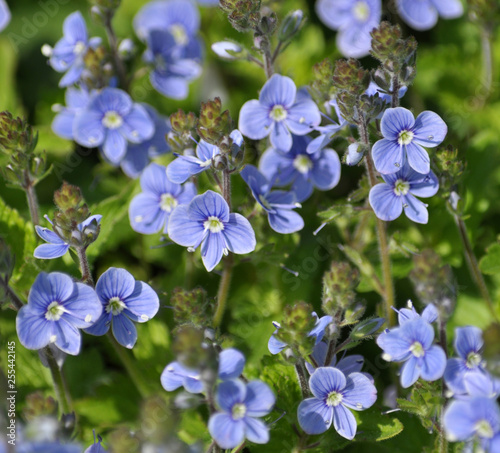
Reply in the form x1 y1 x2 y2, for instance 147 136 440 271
279 10 304 41
54 182 84 211
197 97 233 147
332 59 370 96
220 0 261 32
322 261 359 316
349 317 384 341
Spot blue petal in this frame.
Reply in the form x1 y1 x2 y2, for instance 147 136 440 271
420 345 447 382
443 358 468 395
121 147 150 178
259 147 295 185
268 209 304 234
66 86 90 109
402 193 429 224
150 72 190 100
238 100 272 140
167 205 205 247
16 306 52 350
84 312 112 336
270 121 292 152
240 165 269 196
396 0 438 30
78 215 102 231
287 99 321 135
400 356 420 388
413 111 448 148
245 381 275 417
196 140 220 162
421 304 439 323
315 0 351 30
112 314 138 348
63 282 102 328
243 417 269 444
432 0 463 18
310 314 333 343
333 404 357 440
219 348 246 380
222 214 256 254
29 272 75 313
292 176 314 203
376 327 411 362
96 267 136 302
54 319 82 355
463 372 495 398
400 318 434 349
259 74 296 108
208 413 245 450
336 25 373 59
309 149 341 190
123 281 159 322
129 193 166 234
90 87 132 116
337 355 365 376
121 104 155 143
140 163 169 196
177 182 197 205
102 130 127 165
405 142 430 175
310 367 346 399
189 190 230 223
216 379 246 412
342 372 377 410
268 333 287 355
52 110 76 140
369 183 403 221
73 110 105 148
381 107 415 140
298 397 333 435
409 170 439 198
0 0 10 31
59 64 84 88
372 139 404 174
63 11 88 43
167 155 205 184
161 361 198 392
201 233 225 272
34 243 70 259
455 326 484 358
183 375 204 393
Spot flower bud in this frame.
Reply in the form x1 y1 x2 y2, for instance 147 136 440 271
279 10 304 41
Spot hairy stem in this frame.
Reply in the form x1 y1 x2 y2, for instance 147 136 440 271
294 358 310 399
104 10 129 91
23 170 40 226
391 74 400 109
76 247 94 287
44 346 73 420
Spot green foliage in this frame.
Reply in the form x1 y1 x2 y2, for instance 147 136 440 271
479 242 500 275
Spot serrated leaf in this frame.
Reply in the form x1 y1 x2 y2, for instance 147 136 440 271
479 243 500 275
354 407 404 442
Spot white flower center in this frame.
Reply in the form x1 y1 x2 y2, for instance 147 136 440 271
398 130 414 146
270 104 288 122
466 352 482 369
160 193 178 212
102 111 123 130
410 341 425 358
326 391 343 407
73 40 86 55
45 301 67 321
475 419 494 439
394 179 410 196
170 24 188 46
106 296 127 315
293 155 313 174
353 1 370 22
203 216 224 233
231 403 247 420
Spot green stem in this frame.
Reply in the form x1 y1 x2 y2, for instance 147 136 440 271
213 255 233 328
43 346 73 419
23 170 40 226
294 357 310 399
76 247 94 286
391 74 400 109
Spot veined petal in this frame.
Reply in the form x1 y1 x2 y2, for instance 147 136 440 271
268 209 304 234
400 318 435 349
287 99 321 135
258 148 295 185
90 87 132 116
196 140 220 162
402 193 429 224
189 191 230 223
376 328 411 362
268 334 287 355
161 361 198 392
167 205 205 247
420 345 447 381
432 0 463 18
245 381 275 417
413 111 447 148
83 312 111 336
223 214 256 254
54 319 81 355
405 142 430 175
310 149 341 190
455 326 484 358
238 100 272 140
63 282 102 328
140 163 168 196
369 183 403 221
409 170 439 198
333 404 357 440
167 155 206 184
396 0 438 31
400 356 421 388
298 397 333 435
216 379 246 412
372 139 404 174
96 267 136 302
112 314 138 348
16 306 52 350
243 417 269 444
102 129 127 165
129 193 166 234
259 74 296 108
336 355 365 377
34 243 70 259
342 372 377 411
59 63 84 88
29 272 75 312
219 349 246 380
310 367 346 399
315 0 352 30
150 72 190 101
270 121 292 152
240 165 269 196
123 281 159 322
63 11 87 44
121 104 155 143
73 110 105 148
208 413 245 450
381 107 415 139
201 232 225 272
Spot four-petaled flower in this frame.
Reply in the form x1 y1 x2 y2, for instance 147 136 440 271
377 317 446 388
16 272 102 355
129 163 196 234
238 74 321 153
369 162 439 224
298 367 377 439
167 190 256 272
372 107 447 175
396 0 463 31
240 164 304 234
84 268 160 348
208 379 275 449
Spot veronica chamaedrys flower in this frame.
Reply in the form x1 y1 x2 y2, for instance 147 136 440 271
238 74 321 152
444 326 487 395
167 190 256 272
369 162 439 224
144 29 202 100
129 163 196 234
34 215 102 259
443 397 500 450
73 88 155 165
377 317 446 388
305 341 366 375
298 367 377 438
0 0 11 32
394 301 438 325
167 139 221 184
16 272 102 355
240 164 304 234
121 104 171 178
372 107 447 175
268 312 333 354
259 134 341 202
84 268 160 348
48 12 101 87
396 0 463 31
315 0 381 58
161 348 246 393
307 99 348 155
208 379 275 449
51 86 91 140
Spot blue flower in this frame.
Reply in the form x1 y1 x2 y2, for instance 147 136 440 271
444 326 488 396
315 0 381 58
52 86 91 140
396 0 463 31
460 372 500 400
305 341 367 376
259 134 341 202
240 164 304 234
0 0 11 32
167 139 221 184
161 348 246 393
372 107 447 175
393 301 438 325
298 367 377 438
376 317 446 388
84 268 160 348
369 162 439 224
129 163 196 234
144 29 202 100
167 190 256 272
443 397 500 449
73 87 155 165
238 74 321 152
268 312 333 354
366 80 407 105
307 99 348 155
208 379 275 449
121 104 171 178
48 12 101 87
34 215 102 259
16 272 102 355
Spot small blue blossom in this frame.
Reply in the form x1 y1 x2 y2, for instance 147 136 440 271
366 80 407 105
208 379 275 449
393 301 439 325
305 341 367 377
161 348 246 393
259 134 341 202
444 326 488 396
298 367 377 438
307 99 348 155
84 431 105 453
52 86 91 140
167 190 256 272
315 0 381 58
73 87 155 165
397 0 463 31
240 164 304 234
268 312 333 354
372 107 447 175
238 74 321 153
369 162 439 224
0 0 11 32
129 163 197 234
84 268 160 348
34 215 102 260
48 11 101 87
16 272 102 355
377 317 446 388
167 139 221 184
460 372 500 400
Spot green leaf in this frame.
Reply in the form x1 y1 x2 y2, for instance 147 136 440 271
479 243 500 275
353 407 404 442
